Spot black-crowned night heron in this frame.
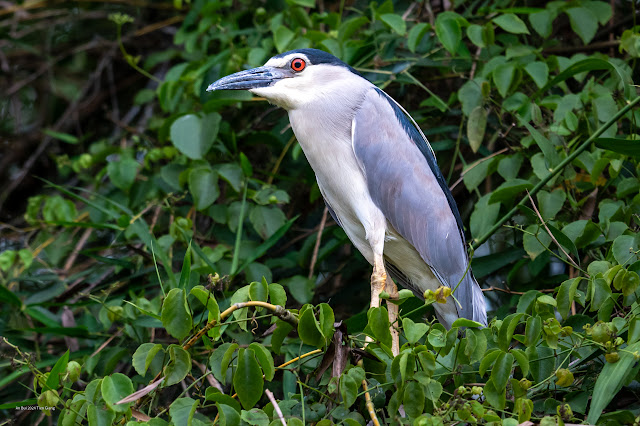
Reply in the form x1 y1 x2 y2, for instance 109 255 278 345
208 49 487 353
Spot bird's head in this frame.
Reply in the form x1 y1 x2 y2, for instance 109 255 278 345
207 48 365 110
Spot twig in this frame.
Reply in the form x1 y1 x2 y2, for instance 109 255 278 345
449 148 509 191
62 227 93 275
308 207 328 280
90 329 122 357
184 301 298 351
527 191 581 271
481 286 555 295
267 135 296 185
358 360 380 426
265 389 286 426
542 40 620 55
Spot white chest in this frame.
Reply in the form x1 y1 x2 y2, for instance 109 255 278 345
288 108 384 262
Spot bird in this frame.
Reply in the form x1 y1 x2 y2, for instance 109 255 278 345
207 48 487 354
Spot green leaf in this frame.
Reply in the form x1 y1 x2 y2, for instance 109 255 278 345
281 275 314 304
205 388 241 412
422 377 443 402
523 224 552 260
416 350 436 376
450 318 484 328
249 280 269 303
249 205 287 240
101 373 133 412
217 343 239 385
524 61 548 88
427 326 447 348
470 194 500 241
587 341 640 424
612 235 640 266
479 349 501 377
380 13 406 35
484 378 506 409
339 373 358 408
132 343 164 376
511 349 529 377
274 26 295 53
498 313 523 352
271 320 293 355
248 343 275 381
530 11 552 38
298 305 325 348
435 15 461 54
556 278 581 320
408 22 429 52
188 167 219 210
368 306 392 347
402 317 429 344
536 190 566 220
0 284 21 307
234 348 263 410
268 283 287 307
537 294 557 307
43 129 79 144
565 7 598 44
216 402 241 426
489 179 533 204
107 157 140 191
87 403 115 426
493 63 516 98
170 113 221 160
403 381 425 417
42 350 68 393
161 288 192 340
467 106 488 153
164 345 191 386
562 220 600 248
318 303 335 342
491 352 514 391
241 408 270 425
492 14 529 34
170 397 199 426
190 285 220 322
595 138 640 157
466 24 485 48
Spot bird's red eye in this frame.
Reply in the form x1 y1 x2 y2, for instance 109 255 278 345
291 58 306 72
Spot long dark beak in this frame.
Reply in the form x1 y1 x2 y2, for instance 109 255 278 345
206 66 285 91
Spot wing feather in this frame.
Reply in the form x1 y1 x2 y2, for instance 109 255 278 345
351 88 486 325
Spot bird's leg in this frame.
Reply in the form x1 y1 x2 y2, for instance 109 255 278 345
370 254 387 309
385 276 400 356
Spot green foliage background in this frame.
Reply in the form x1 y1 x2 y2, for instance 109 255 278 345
2 0 640 424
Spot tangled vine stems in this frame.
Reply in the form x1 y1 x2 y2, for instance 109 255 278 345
471 95 640 250
133 301 299 408
183 301 298 351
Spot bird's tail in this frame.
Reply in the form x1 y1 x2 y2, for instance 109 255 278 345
464 273 487 327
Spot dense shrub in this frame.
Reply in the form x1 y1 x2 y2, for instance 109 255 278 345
2 0 640 424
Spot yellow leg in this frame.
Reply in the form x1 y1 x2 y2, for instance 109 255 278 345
370 254 386 309
385 276 400 356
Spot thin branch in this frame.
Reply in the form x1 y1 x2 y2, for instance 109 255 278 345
358 359 380 426
308 207 328 280
481 286 555 295
527 191 582 272
265 389 286 426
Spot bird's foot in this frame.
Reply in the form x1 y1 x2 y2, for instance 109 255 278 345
385 277 400 356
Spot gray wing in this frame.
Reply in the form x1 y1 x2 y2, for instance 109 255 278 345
352 88 486 325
